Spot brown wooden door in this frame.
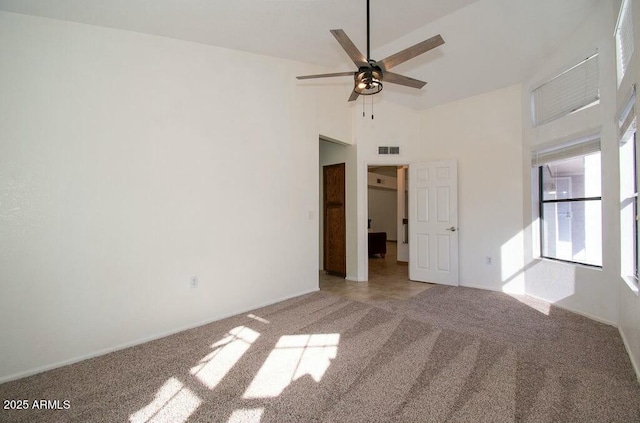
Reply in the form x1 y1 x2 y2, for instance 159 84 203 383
323 163 346 277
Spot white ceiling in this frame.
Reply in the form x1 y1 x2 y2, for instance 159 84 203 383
0 0 599 110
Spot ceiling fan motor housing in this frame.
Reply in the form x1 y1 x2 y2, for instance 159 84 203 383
355 66 383 95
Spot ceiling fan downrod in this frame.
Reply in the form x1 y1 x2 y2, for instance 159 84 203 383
366 0 370 62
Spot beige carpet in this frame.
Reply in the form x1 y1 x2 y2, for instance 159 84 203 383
1 287 639 422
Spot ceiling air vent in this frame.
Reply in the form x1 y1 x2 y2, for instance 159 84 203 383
378 146 400 155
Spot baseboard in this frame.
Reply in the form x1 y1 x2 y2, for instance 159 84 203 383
619 326 640 382
459 282 521 294
0 288 319 384
459 282 525 295
456 283 617 327
524 292 617 327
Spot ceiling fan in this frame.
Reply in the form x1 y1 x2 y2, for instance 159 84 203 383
296 0 445 102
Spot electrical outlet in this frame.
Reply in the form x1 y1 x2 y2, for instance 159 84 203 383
190 276 199 289
485 256 493 265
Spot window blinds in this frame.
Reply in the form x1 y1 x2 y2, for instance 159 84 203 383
616 0 634 85
531 54 599 127
531 134 601 168
618 85 636 140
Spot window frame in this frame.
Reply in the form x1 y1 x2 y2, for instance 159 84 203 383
632 134 639 279
621 129 639 281
634 134 638 278
537 155 603 268
618 86 639 291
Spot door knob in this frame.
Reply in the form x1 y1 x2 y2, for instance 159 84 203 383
446 227 457 232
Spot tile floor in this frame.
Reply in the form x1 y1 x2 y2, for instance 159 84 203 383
319 241 434 302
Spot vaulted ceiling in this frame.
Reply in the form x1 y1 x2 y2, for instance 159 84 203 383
0 0 600 110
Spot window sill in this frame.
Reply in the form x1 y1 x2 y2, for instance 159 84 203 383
621 275 640 296
535 257 603 271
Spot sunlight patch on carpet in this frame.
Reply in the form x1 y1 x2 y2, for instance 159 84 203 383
243 333 340 398
227 407 264 423
191 326 260 389
510 295 551 315
247 314 270 324
129 377 201 423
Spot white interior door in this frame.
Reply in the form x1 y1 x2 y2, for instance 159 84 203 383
409 161 459 285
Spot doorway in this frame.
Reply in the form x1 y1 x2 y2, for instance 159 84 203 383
367 165 409 282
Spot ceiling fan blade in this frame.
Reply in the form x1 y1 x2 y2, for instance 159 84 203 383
383 72 427 89
378 34 444 71
330 29 369 68
348 90 360 102
296 71 355 80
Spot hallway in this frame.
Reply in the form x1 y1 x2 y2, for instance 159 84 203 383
319 242 433 302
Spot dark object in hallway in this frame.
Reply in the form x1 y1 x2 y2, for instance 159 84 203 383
368 232 387 257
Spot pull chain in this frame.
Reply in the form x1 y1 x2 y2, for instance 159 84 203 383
361 95 375 119
371 96 374 120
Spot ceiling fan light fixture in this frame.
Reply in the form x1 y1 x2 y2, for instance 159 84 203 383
354 69 383 96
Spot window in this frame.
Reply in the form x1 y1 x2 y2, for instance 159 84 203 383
531 53 599 126
620 131 638 279
615 0 634 86
534 138 602 267
619 87 638 283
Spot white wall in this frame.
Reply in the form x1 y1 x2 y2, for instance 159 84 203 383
367 187 398 241
616 0 640 379
317 89 352 144
319 139 357 279
417 85 525 293
521 1 620 324
0 12 350 382
353 88 524 289
354 99 419 281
